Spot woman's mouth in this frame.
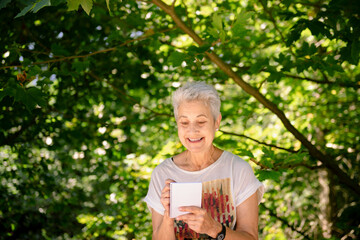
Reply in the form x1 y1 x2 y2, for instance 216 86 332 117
188 137 203 142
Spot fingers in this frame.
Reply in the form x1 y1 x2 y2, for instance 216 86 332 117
165 179 176 184
160 179 176 213
176 206 205 221
161 179 176 195
161 179 175 193
176 207 216 235
178 206 203 213
161 179 176 193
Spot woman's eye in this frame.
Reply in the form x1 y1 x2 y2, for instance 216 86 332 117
180 122 189 126
198 121 206 125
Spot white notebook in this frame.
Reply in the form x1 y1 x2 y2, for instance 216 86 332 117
170 182 202 218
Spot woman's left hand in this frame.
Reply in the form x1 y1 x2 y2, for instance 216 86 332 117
176 206 222 238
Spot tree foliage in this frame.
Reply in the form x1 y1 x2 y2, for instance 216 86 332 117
0 0 359 239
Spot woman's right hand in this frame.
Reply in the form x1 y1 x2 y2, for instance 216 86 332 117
160 179 176 218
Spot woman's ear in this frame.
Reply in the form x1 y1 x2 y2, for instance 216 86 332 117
215 113 222 130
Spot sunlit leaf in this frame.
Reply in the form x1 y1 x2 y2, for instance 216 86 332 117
212 12 223 30
67 0 80 11
106 0 110 12
256 169 282 182
32 0 50 13
80 0 93 15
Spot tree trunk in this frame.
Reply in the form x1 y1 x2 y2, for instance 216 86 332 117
316 127 336 238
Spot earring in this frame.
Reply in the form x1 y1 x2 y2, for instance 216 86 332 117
216 128 219 131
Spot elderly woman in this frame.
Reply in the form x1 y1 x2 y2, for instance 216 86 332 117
145 81 264 240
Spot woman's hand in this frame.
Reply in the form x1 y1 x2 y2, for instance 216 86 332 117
160 179 176 218
176 206 222 238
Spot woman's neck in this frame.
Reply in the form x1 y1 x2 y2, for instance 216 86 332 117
185 146 217 171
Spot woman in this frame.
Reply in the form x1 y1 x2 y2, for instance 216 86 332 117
145 81 264 240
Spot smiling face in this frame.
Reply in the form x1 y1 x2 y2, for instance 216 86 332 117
176 100 221 154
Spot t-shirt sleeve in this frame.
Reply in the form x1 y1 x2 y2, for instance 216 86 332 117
233 157 264 206
144 167 166 215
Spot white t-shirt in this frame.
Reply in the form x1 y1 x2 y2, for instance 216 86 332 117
144 150 264 239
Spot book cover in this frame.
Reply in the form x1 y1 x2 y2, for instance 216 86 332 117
170 182 202 218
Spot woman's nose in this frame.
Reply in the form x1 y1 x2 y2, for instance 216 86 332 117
188 123 199 132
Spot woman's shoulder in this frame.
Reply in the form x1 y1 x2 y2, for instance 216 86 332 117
151 157 173 175
222 150 246 162
222 150 253 170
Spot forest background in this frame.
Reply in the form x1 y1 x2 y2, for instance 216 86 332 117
0 0 359 239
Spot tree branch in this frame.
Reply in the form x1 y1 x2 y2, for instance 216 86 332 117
150 0 360 196
284 73 360 89
231 64 360 89
0 27 175 70
249 157 323 171
220 130 299 153
261 204 312 240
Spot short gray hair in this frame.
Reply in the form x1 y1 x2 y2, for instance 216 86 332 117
172 81 221 120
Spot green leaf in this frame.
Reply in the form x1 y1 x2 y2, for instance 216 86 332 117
261 146 276 159
14 0 50 18
232 23 247 37
208 27 219 38
286 20 306 46
27 87 47 107
14 87 26 103
188 44 211 54
0 0 12 10
80 0 92 15
220 30 226 42
168 51 187 67
72 60 90 72
22 94 37 112
15 2 35 18
28 65 42 76
235 148 254 158
67 0 80 11
106 0 110 12
32 0 50 13
51 0 64 6
0 88 13 102
261 158 274 168
22 58 32 67
51 43 70 56
306 20 330 37
296 59 311 73
212 13 223 30
249 58 269 74
232 11 253 37
268 70 285 83
256 169 282 182
234 11 253 26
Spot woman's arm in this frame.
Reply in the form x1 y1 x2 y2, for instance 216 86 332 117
151 178 176 240
151 208 176 240
223 191 259 240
